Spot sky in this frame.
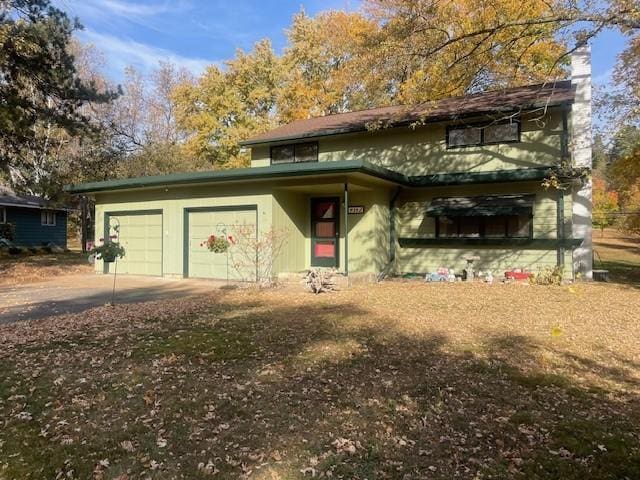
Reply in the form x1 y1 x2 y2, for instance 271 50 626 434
54 0 627 91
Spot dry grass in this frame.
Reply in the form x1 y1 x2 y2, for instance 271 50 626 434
1 279 639 479
0 251 92 286
593 229 640 285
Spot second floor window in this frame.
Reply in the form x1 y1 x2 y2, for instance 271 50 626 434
41 210 56 226
271 142 318 164
0 207 6 224
447 121 520 148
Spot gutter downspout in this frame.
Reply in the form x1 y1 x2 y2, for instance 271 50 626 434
558 105 569 269
344 182 349 277
388 186 403 274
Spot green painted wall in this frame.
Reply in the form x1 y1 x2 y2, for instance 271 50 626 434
271 186 392 275
395 182 573 277
345 188 391 274
95 184 273 277
250 109 564 175
94 179 392 278
272 190 308 273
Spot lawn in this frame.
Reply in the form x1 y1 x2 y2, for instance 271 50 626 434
0 251 92 286
593 229 640 285
1 279 639 479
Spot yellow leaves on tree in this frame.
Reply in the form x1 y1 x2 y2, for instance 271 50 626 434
365 0 567 104
278 10 382 121
592 177 620 235
172 40 281 168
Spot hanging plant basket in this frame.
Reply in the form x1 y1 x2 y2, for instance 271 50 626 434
102 253 117 263
91 239 126 264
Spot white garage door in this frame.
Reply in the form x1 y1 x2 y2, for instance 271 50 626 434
187 208 257 280
107 212 163 276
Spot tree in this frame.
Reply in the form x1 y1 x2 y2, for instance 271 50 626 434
620 179 640 236
363 0 568 104
172 39 281 168
0 0 114 190
278 10 382 121
593 177 620 236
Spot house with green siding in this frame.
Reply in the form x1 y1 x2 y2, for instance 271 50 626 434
67 48 593 282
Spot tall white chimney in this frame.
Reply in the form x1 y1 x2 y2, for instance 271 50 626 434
570 45 593 279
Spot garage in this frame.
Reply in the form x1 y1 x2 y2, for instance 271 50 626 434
106 211 163 276
186 206 257 280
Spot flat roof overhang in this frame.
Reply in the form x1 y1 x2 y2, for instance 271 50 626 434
65 160 406 194
65 160 564 195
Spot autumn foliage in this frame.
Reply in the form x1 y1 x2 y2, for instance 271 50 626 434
592 177 620 235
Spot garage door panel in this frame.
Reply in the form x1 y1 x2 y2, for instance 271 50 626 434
109 212 163 276
188 209 256 280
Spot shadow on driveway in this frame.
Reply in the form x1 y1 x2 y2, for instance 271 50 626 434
0 274 224 324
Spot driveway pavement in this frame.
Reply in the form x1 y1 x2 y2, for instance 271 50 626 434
0 274 224 324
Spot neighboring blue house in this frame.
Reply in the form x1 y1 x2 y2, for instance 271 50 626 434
0 187 68 248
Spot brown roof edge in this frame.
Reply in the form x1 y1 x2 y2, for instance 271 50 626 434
241 80 575 146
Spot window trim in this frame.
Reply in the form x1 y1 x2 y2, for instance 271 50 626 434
435 214 533 240
41 210 57 227
270 141 319 165
446 120 521 149
0 206 6 224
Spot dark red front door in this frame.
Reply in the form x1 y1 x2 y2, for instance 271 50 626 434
311 198 339 267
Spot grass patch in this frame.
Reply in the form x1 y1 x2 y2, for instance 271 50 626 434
130 327 255 360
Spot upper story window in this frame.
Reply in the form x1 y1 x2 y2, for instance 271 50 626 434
446 121 520 148
271 142 318 165
0 207 6 224
41 210 56 226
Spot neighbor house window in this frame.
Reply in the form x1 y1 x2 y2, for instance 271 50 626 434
41 210 56 226
446 121 520 148
270 142 318 164
436 214 532 239
0 207 6 224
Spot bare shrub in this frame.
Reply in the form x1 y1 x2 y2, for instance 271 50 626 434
229 225 288 287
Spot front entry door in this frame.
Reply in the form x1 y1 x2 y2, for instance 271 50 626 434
311 198 339 267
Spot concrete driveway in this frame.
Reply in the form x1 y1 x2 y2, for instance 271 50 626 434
0 274 224 324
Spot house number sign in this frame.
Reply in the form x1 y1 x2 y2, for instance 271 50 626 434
347 205 365 214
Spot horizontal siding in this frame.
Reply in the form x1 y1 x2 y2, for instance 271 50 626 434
250 109 565 176
395 182 573 277
95 184 274 277
4 206 67 248
398 247 572 277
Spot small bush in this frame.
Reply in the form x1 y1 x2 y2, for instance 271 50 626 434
0 223 14 241
530 265 564 286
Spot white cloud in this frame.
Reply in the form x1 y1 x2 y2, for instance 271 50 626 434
79 29 213 79
55 0 191 32
96 0 176 17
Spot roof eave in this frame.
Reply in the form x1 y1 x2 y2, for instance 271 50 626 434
240 101 575 147
65 160 408 194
